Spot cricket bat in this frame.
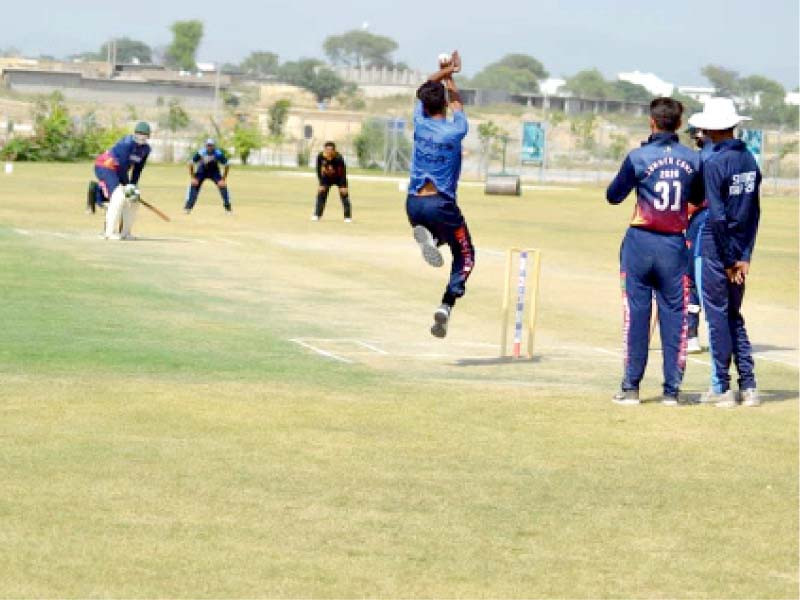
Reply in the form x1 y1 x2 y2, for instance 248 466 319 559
138 197 170 222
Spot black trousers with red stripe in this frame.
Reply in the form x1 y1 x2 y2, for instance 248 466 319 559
406 192 475 307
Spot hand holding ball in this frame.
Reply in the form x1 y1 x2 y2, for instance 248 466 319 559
438 53 453 68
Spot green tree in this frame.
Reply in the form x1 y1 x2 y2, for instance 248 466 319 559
570 114 598 150
279 59 346 102
101 37 153 63
609 80 652 102
240 51 280 78
477 120 509 173
159 99 191 132
469 53 548 93
268 99 291 137
231 123 263 165
323 30 399 68
564 69 613 99
165 20 203 71
701 64 740 96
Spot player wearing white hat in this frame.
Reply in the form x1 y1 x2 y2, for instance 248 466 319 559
689 98 761 407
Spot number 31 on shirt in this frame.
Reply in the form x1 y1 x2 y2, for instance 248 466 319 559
653 180 682 211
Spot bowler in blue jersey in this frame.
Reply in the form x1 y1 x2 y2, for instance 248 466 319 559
606 97 703 405
406 51 472 338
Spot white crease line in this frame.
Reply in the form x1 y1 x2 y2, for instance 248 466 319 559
354 340 389 355
753 353 798 368
288 339 353 364
13 228 30 235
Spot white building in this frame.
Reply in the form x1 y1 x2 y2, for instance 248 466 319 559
618 71 674 96
785 91 800 106
678 86 716 104
539 77 566 96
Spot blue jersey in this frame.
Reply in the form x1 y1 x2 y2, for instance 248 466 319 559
702 138 761 267
606 133 702 234
409 100 468 201
192 147 228 173
96 135 150 184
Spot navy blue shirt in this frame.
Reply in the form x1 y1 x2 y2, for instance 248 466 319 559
192 147 228 173
409 99 468 201
95 135 150 184
702 138 761 267
607 133 703 234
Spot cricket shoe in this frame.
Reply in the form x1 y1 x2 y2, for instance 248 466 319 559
687 337 703 353
612 389 640 405
413 225 444 267
740 388 761 407
430 304 451 338
104 233 122 240
344 218 352 223
183 208 192 214
311 215 320 221
699 388 738 407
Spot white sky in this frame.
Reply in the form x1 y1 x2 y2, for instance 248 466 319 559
5 0 799 88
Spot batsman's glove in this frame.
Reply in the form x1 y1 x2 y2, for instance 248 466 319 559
123 184 140 201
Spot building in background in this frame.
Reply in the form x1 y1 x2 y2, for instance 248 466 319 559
617 71 674 96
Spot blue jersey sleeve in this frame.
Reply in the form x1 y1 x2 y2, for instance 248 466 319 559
740 169 761 262
452 109 468 138
130 146 149 185
191 151 201 164
606 155 636 204
216 149 228 166
704 159 735 268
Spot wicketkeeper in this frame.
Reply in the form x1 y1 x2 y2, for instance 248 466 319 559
87 121 151 215
312 142 351 222
184 138 232 214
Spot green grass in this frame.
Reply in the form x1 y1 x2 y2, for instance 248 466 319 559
0 163 796 598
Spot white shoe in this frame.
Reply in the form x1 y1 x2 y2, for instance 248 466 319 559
740 388 761 407
687 337 702 354
184 208 191 214
413 225 444 267
344 218 352 223
311 215 320 221
431 304 451 338
104 233 122 240
699 389 738 408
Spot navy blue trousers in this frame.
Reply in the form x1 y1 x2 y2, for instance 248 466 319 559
406 193 475 307
620 227 689 396
94 166 120 206
185 170 230 210
698 231 756 393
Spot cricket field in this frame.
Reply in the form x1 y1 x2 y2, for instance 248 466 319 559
0 163 797 597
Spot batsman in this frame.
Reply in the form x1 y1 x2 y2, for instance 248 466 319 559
87 121 151 214
87 122 151 239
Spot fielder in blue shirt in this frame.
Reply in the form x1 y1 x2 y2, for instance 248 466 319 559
688 98 761 407
87 122 151 213
606 98 703 405
406 51 471 338
184 139 231 213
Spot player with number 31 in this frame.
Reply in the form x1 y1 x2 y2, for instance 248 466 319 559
605 98 704 406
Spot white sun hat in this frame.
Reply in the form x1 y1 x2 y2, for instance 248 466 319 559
688 97 751 130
